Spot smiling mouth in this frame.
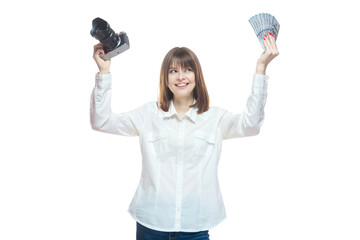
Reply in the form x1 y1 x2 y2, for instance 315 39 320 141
175 83 189 87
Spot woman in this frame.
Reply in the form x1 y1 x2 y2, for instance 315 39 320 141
90 33 279 240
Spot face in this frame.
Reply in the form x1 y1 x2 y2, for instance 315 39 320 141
167 64 196 100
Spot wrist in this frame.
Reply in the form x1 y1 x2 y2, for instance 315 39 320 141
255 64 267 75
98 69 110 75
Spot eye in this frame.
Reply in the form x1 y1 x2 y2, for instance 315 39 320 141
169 69 177 73
185 68 192 72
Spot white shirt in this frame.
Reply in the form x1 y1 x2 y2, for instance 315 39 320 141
90 73 269 232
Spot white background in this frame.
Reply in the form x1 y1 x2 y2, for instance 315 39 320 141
1 0 359 239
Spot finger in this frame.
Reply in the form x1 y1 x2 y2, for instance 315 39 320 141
268 33 279 53
93 43 104 52
94 43 101 49
93 50 105 61
268 33 276 45
93 45 105 56
264 33 276 54
93 47 102 56
263 34 272 52
95 49 104 56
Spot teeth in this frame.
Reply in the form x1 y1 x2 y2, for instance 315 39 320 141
177 83 187 87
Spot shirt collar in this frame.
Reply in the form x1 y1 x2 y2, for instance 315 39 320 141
163 98 198 123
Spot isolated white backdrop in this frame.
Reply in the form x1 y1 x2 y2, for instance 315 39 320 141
1 0 359 239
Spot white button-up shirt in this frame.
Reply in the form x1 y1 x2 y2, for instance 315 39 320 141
90 73 269 232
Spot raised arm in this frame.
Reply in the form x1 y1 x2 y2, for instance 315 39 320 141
220 32 279 140
220 74 268 139
90 44 146 136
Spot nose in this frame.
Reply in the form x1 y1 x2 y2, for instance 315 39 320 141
177 70 186 80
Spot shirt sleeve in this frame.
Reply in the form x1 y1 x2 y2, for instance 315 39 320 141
90 73 147 136
220 74 269 140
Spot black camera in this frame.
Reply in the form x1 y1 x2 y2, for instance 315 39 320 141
90 17 130 60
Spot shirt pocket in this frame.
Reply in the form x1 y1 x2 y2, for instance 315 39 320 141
147 131 170 159
193 131 216 159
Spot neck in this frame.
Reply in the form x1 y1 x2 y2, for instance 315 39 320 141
173 96 194 113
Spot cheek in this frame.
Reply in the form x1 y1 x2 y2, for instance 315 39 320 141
168 74 177 82
167 77 174 86
191 73 196 82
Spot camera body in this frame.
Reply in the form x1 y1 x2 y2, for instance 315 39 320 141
90 18 130 60
98 32 129 60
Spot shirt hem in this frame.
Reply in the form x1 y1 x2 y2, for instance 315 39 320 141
128 208 226 232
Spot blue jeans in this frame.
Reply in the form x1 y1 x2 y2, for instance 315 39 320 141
136 222 210 240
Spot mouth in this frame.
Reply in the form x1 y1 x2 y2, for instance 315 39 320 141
175 83 189 88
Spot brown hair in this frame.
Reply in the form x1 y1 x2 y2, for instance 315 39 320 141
157 47 209 114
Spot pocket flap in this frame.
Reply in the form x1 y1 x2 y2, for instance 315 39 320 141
194 131 216 144
147 131 167 142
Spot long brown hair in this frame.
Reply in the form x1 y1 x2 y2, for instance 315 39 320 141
157 47 209 114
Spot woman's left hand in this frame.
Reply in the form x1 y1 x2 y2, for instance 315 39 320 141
256 32 279 75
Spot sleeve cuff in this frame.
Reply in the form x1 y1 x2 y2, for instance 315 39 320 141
252 74 269 94
95 73 111 89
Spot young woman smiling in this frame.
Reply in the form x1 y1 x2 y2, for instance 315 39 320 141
90 32 279 240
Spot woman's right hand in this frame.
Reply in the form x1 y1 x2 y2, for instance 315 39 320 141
93 43 111 74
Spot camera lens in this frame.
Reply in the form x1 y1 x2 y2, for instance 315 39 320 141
90 18 121 52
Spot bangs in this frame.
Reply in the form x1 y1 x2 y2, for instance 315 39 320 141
170 49 196 69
